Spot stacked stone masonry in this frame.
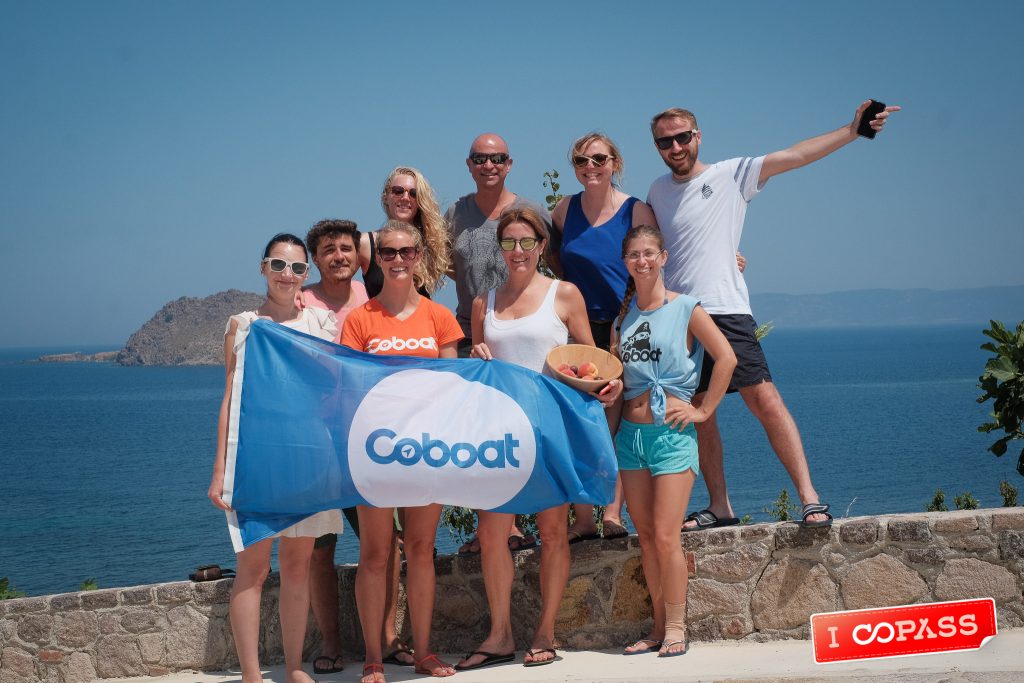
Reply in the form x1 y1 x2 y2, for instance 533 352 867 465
1 508 1021 680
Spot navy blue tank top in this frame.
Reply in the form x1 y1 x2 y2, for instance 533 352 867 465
560 193 636 321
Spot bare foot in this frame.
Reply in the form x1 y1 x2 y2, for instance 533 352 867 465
360 662 385 683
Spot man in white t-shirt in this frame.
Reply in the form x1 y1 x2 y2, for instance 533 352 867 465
646 100 900 530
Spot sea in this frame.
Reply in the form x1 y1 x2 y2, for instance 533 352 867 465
1 324 1020 598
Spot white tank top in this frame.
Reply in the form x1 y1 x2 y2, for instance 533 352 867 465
484 280 568 373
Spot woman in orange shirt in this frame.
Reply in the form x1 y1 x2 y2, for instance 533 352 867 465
341 220 462 683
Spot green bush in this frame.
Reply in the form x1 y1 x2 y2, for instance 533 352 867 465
999 480 1019 507
763 489 799 521
926 489 949 512
977 320 1024 476
80 578 99 591
0 577 26 600
953 492 980 510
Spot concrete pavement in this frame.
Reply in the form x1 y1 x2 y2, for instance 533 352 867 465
99 628 1024 682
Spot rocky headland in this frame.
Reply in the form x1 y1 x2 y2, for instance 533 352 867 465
115 289 264 366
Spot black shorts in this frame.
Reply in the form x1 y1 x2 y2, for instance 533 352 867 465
697 314 772 394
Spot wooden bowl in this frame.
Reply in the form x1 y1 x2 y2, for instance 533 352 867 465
545 344 623 393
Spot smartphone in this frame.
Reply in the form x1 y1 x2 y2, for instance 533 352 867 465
857 100 886 139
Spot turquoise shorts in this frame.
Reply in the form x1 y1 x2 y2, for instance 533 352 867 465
614 419 699 477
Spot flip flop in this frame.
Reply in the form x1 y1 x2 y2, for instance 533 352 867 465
568 530 600 545
454 650 515 671
381 642 414 666
313 654 344 674
623 638 662 655
801 502 833 528
508 533 537 552
602 520 629 539
414 653 455 676
658 639 689 657
683 509 740 532
523 648 560 666
360 662 385 683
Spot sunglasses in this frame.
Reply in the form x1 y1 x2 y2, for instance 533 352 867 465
624 249 664 262
469 152 510 166
572 153 614 168
378 246 421 261
498 237 539 252
262 257 309 276
654 130 698 150
389 186 418 199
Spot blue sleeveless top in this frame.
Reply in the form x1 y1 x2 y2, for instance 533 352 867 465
618 294 704 425
560 193 636 321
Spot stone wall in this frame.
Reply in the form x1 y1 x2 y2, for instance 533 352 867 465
2 508 1022 680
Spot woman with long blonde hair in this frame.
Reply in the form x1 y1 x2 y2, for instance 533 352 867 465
360 166 450 297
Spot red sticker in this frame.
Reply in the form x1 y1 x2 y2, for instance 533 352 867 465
811 598 997 664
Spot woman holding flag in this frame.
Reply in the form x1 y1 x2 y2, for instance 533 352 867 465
208 233 343 683
341 220 462 682
459 207 622 669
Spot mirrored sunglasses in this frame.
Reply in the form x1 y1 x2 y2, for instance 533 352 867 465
469 152 510 166
498 237 539 252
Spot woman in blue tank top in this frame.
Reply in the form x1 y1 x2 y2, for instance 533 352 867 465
612 225 736 658
551 132 659 545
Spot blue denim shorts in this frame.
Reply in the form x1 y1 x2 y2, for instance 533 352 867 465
614 419 699 477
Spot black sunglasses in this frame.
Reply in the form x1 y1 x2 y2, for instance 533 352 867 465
654 130 698 150
378 246 421 261
469 152 510 166
572 153 614 168
389 186 417 198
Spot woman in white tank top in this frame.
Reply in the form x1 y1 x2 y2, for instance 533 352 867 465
455 208 622 669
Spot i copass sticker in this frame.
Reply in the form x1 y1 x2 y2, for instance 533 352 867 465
811 598 997 664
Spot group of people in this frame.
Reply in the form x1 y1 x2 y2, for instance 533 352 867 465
207 99 899 683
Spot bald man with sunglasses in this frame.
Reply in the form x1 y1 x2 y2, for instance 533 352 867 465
445 133 553 355
645 100 900 531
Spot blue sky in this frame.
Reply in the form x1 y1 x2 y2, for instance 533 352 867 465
2 1 1021 347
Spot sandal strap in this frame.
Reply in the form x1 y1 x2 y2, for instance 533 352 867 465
802 502 832 519
362 662 384 673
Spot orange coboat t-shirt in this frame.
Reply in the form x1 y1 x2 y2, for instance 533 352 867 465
341 298 463 358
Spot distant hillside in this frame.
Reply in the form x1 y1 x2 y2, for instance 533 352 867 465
116 289 263 366
750 286 1024 328
60 285 1020 367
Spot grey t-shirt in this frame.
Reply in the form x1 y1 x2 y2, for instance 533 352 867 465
445 193 553 335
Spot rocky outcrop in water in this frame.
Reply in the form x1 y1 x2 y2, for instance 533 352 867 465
115 289 263 366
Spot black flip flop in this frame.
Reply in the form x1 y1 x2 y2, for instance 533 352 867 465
312 654 344 674
683 509 739 532
382 642 414 666
454 650 515 671
568 530 600 544
523 648 560 666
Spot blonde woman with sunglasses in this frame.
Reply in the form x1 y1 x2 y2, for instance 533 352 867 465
341 221 463 683
359 166 451 298
549 132 656 545
209 233 344 683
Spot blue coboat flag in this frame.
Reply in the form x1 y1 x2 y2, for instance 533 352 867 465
224 320 617 551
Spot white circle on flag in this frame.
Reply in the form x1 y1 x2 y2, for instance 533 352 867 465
348 369 536 508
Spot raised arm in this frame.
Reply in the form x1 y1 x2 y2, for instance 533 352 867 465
760 100 901 184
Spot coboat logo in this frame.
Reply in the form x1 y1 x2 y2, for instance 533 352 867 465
365 429 520 469
366 336 437 354
348 369 536 508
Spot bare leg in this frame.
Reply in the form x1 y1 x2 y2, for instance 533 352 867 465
649 471 696 655
567 503 599 539
381 531 411 661
355 506 397 671
457 511 516 669
601 476 626 530
739 381 826 524
620 470 665 651
230 538 272 683
309 540 342 665
524 504 569 665
402 503 454 676
683 394 735 529
278 536 317 683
